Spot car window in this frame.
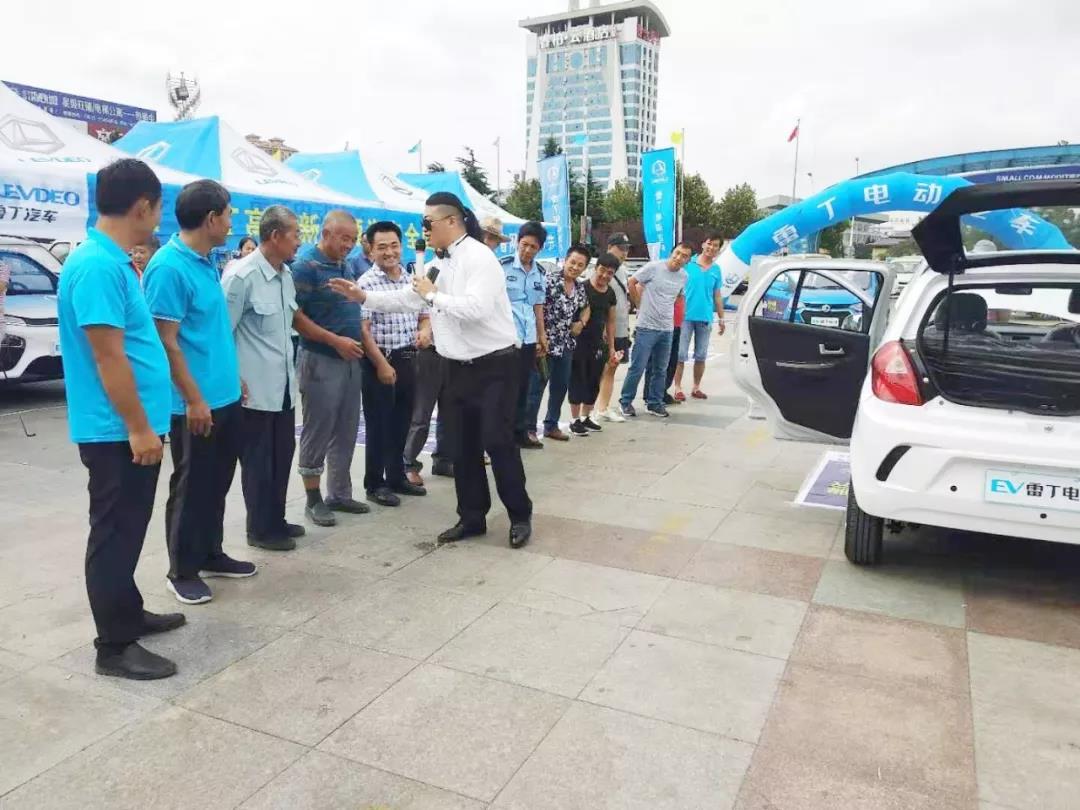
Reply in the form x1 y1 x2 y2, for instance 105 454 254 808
0 252 57 295
754 268 880 333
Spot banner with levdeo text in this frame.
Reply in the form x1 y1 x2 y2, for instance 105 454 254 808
539 155 571 258
642 147 676 260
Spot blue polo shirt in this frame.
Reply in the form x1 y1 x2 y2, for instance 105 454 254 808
143 235 242 415
58 228 171 443
683 256 724 323
292 244 362 359
500 254 546 345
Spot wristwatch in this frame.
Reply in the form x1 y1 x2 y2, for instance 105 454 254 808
424 291 436 305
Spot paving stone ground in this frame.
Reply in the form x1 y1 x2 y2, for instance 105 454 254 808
2 342 1079 809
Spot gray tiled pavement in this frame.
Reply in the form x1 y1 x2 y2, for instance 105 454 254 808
3 343 1080 808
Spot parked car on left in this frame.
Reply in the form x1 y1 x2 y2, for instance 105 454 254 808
0 237 64 384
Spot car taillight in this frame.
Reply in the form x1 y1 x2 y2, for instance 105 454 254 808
871 341 924 406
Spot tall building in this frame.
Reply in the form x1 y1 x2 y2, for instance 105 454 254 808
520 1 670 190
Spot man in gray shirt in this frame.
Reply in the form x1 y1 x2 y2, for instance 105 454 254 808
619 243 693 418
221 206 306 551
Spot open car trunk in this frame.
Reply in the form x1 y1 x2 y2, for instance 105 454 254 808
916 285 1080 416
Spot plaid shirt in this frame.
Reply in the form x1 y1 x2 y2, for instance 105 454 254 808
358 265 428 352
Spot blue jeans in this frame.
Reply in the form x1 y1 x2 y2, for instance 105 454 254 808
620 328 673 409
527 352 573 433
678 320 712 362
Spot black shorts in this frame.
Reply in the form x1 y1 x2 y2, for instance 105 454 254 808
614 336 631 365
569 342 606 406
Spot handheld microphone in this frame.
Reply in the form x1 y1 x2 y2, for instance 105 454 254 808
414 238 426 278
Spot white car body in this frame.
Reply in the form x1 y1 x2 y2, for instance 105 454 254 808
733 251 1080 557
0 238 63 384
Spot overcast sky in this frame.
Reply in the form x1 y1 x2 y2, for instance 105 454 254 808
11 0 1078 200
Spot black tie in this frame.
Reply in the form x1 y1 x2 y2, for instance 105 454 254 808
435 248 449 259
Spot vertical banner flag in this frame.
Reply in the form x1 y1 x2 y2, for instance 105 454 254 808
539 154 571 257
642 147 677 260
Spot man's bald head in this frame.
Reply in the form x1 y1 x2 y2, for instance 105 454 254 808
320 209 358 263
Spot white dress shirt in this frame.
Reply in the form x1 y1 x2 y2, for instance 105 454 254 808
361 235 519 361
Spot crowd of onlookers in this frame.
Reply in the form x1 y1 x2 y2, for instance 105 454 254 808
53 156 728 681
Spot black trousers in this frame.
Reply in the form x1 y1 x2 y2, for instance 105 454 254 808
443 348 532 526
515 343 536 437
165 400 242 579
361 349 417 491
241 395 296 540
666 325 682 390
79 441 161 647
569 341 605 406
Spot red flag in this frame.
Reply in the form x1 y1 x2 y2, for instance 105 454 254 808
787 123 800 143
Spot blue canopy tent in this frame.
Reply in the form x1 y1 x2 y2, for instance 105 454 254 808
115 118 423 255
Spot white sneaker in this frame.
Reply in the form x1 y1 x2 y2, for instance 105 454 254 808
604 407 626 423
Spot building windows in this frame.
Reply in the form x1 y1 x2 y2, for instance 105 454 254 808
528 58 537 78
620 43 641 65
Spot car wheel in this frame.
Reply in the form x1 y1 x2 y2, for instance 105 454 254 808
844 484 883 566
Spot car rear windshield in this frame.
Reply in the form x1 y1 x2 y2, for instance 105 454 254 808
916 283 1080 415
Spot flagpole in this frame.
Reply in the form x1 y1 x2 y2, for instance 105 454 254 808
677 128 686 242
790 118 800 200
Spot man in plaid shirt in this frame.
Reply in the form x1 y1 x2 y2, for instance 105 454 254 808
356 221 431 506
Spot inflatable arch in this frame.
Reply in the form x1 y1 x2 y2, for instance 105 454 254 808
718 171 1071 297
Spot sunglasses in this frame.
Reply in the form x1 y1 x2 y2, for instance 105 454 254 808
422 214 453 230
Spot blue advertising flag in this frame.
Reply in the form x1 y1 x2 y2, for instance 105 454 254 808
642 147 677 259
539 154 572 257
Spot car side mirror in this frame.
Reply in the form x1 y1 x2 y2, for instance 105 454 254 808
1069 288 1080 315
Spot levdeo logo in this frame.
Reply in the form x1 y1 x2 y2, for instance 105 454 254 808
0 183 80 206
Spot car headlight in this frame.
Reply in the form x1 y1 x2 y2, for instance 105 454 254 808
2 315 26 327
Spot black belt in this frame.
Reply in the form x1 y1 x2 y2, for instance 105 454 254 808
449 346 517 366
387 346 418 359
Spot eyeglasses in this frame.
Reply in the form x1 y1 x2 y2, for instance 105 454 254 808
422 214 453 230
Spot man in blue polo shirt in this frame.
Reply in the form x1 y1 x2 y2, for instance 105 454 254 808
292 210 370 526
144 179 256 607
671 233 726 401
500 220 548 449
58 158 182 681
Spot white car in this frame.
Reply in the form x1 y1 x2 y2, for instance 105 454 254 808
0 237 63 384
733 182 1080 565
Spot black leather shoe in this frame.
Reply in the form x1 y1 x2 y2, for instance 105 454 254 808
95 642 177 681
437 521 487 544
391 481 427 497
140 610 186 637
246 533 297 551
286 523 307 539
368 488 402 507
509 521 532 549
431 459 455 478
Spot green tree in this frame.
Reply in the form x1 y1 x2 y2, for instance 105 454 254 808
456 147 491 195
715 183 762 239
426 161 446 173
602 180 642 222
884 238 920 257
503 178 543 221
818 220 850 257
542 136 562 158
680 168 720 229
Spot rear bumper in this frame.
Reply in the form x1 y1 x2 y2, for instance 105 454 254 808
850 395 1080 546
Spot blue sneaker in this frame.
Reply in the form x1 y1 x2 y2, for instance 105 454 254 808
166 576 212 605
620 403 637 418
200 554 257 579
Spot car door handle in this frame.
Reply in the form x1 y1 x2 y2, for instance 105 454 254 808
775 360 836 371
819 344 846 356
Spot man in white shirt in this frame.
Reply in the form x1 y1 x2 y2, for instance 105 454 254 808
330 192 533 549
